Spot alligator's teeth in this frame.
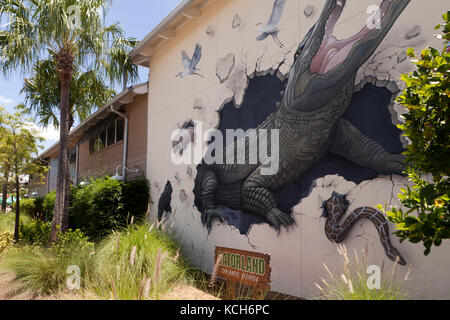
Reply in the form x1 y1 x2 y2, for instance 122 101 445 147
337 0 343 7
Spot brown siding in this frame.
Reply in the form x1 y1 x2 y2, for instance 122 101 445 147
77 93 148 180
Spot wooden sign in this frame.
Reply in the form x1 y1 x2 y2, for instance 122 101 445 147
215 246 271 291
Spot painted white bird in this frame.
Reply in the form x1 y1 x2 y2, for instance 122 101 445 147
176 44 204 78
256 0 287 48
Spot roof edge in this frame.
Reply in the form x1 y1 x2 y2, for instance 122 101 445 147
130 0 210 67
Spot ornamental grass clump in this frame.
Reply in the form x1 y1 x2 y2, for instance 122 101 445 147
83 224 196 300
315 245 410 300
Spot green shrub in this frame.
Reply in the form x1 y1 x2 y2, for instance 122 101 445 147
30 178 150 241
42 191 55 222
20 199 36 216
20 220 51 246
52 229 94 257
382 12 450 256
122 178 150 224
0 213 31 233
70 177 150 240
17 197 45 220
33 197 45 220
70 178 125 240
0 231 14 252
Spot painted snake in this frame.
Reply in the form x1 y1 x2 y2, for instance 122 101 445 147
322 194 406 265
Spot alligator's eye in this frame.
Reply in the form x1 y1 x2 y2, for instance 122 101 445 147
295 49 302 59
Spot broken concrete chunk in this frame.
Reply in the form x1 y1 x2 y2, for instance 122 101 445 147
397 51 407 64
232 14 241 29
216 53 236 83
405 25 421 40
193 98 203 110
206 25 215 37
179 189 188 203
304 5 314 17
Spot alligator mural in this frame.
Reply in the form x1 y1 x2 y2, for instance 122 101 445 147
193 0 411 232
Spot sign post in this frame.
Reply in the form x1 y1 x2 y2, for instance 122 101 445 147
214 247 271 300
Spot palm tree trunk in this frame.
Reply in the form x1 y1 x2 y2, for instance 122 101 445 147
51 49 73 241
123 71 128 91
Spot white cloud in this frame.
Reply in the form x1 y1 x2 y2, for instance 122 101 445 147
27 123 60 142
0 95 16 107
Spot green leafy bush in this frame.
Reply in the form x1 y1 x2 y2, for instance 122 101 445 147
70 177 150 240
382 12 450 256
0 213 30 233
20 220 51 246
122 178 150 224
70 178 124 240
20 199 36 216
34 178 150 241
52 229 94 257
18 197 45 220
0 231 14 252
42 191 55 222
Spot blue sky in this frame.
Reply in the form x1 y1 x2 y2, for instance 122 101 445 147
0 0 182 150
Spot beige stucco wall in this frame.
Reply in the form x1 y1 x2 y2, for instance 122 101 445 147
146 0 450 299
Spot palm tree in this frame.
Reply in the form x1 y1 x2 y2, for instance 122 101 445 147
0 0 137 240
103 37 140 90
22 59 116 129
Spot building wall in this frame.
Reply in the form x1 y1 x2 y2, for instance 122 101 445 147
78 94 148 180
30 93 148 197
146 0 450 299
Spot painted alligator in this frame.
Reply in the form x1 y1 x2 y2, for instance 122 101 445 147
194 0 410 232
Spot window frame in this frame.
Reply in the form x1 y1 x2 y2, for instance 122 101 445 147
89 118 125 154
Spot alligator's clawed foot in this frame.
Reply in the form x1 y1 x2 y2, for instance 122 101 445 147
201 209 224 233
266 208 296 233
389 154 408 176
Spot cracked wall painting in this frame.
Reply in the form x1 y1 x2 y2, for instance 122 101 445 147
187 0 410 246
147 0 450 299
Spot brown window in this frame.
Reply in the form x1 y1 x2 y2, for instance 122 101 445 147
89 117 125 154
116 118 124 142
107 124 115 146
